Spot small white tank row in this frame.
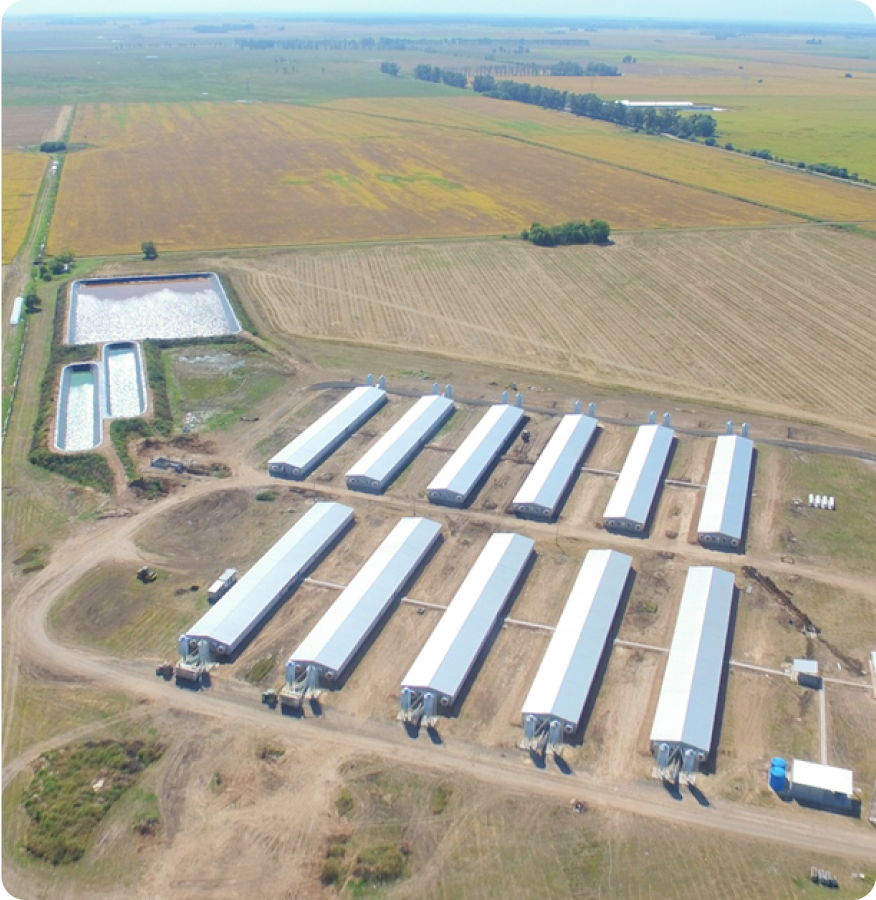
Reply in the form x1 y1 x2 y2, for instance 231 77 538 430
808 494 836 510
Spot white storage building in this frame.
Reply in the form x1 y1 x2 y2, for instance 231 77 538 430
603 424 674 532
207 568 238 602
178 502 354 662
521 549 632 752
789 760 856 809
650 565 735 776
697 435 754 548
400 532 535 724
268 386 387 480
283 517 442 700
512 413 598 520
345 395 454 493
427 404 524 506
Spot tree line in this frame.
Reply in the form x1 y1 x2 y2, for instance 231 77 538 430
549 60 620 76
413 64 467 89
472 76 717 138
522 219 611 247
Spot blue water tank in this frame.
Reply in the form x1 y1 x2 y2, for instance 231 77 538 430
769 766 787 792
770 756 787 771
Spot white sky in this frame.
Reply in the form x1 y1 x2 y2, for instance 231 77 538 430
2 0 875 24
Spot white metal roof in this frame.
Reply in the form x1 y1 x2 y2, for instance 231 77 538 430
512 414 598 517
286 517 442 679
402 532 534 703
603 424 674 527
697 435 754 542
649 566 735 755
521 549 632 728
345 395 454 490
268 386 386 475
792 659 819 675
427 404 524 504
183 502 354 654
791 759 854 795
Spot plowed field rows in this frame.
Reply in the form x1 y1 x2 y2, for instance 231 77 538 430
47 102 793 257
228 226 876 436
2 151 46 263
0 105 61 148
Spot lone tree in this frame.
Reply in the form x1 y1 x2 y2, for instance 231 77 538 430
141 241 158 260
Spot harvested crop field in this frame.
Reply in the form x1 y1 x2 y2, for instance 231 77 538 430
0 105 63 148
47 101 794 257
2 150 46 263
225 225 876 437
329 96 876 222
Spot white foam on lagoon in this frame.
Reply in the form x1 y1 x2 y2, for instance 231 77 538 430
69 276 240 345
61 369 99 451
105 345 145 418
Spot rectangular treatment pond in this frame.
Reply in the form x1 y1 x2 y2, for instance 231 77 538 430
67 273 241 345
102 342 147 418
55 363 102 452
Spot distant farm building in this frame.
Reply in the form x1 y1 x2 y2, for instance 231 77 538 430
268 385 387 480
281 517 442 708
427 403 524 506
512 412 598 520
650 566 735 779
697 435 754 548
521 548 632 753
346 393 454 493
603 423 674 532
400 532 534 725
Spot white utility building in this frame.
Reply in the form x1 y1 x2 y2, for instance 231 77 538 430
178 502 354 669
789 760 856 810
512 413 598 520
521 549 632 753
697 435 754 548
207 568 237 602
400 532 535 725
603 424 674 532
345 394 454 493
650 565 735 778
281 517 442 706
268 385 387 480
427 404 524 506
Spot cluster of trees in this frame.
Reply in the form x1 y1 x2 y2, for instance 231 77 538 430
39 141 66 153
34 251 74 283
549 61 620 76
799 161 858 180
141 241 158 260
380 61 399 76
413 64 467 88
522 219 611 247
472 77 717 138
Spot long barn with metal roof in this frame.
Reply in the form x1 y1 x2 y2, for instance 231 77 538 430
697 435 754 548
400 532 535 725
177 502 354 670
427 404 524 506
281 517 442 707
345 394 454 493
268 385 387 480
512 413 598 520
521 549 632 753
650 565 735 779
603 423 674 532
